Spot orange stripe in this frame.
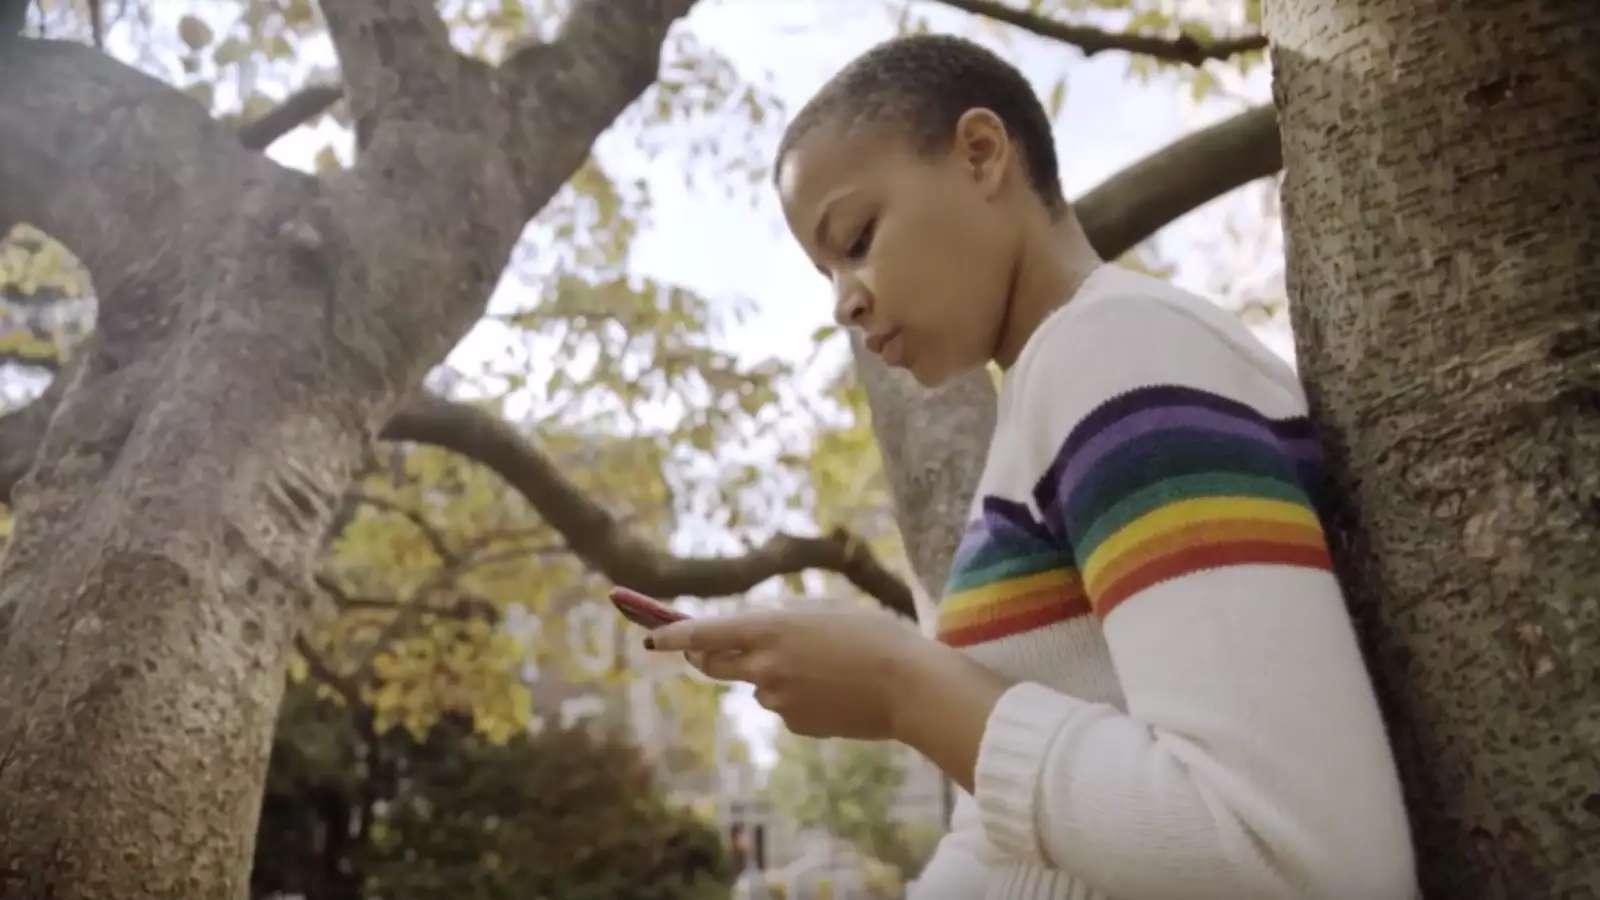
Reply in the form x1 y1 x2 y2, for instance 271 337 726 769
938 583 1080 630
1095 540 1333 618
938 595 1089 647
934 582 1088 643
1088 517 1327 597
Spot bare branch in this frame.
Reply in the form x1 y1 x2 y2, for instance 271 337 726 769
382 394 917 618
1077 104 1282 259
341 594 497 622
294 635 368 720
237 83 343 151
929 0 1267 65
347 490 456 564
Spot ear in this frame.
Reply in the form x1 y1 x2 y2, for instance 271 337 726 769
953 108 1011 199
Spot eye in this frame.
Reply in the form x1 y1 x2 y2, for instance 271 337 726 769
845 218 877 261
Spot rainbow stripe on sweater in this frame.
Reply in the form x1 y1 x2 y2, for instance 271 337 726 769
1035 385 1331 618
936 497 1091 647
937 385 1333 645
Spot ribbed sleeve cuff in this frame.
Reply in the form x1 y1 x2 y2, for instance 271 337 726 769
973 681 1086 865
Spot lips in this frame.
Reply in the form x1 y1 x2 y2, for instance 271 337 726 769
865 327 901 356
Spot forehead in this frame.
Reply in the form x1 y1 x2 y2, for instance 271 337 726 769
777 122 913 215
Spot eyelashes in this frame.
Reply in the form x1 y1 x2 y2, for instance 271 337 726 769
846 218 877 261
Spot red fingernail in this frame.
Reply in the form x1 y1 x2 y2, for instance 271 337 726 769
643 636 656 650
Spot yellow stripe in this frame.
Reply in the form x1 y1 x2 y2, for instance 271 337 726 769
1082 497 1320 586
1083 520 1327 597
938 585 1070 630
940 568 1076 615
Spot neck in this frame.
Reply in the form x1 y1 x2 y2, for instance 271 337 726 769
992 208 1102 369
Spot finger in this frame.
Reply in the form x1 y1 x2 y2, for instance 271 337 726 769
694 649 753 682
646 612 780 653
684 649 745 673
753 683 782 713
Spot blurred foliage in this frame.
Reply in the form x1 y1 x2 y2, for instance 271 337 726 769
763 733 932 879
252 683 731 900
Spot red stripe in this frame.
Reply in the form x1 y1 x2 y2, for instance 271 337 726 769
1095 540 1332 618
938 592 1091 647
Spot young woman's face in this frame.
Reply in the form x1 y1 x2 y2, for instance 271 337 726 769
776 116 1021 386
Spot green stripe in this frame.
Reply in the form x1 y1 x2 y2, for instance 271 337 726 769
1064 428 1300 544
946 550 1070 594
1076 471 1313 561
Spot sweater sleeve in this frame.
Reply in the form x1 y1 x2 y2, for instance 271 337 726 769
968 292 1418 900
906 790 994 899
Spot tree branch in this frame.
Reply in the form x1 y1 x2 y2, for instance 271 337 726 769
237 83 343 151
1076 104 1282 259
498 0 698 211
0 39 256 288
294 635 366 716
382 394 916 618
320 1 457 141
347 490 456 564
340 594 497 622
929 0 1267 65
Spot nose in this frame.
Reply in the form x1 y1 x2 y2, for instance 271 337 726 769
832 274 870 327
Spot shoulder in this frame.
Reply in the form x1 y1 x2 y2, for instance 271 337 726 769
1006 265 1307 427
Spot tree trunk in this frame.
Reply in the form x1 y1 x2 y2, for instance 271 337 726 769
852 341 996 604
0 3 693 895
1265 2 1600 895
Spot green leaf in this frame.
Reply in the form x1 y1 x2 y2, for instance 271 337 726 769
1047 78 1067 120
314 146 341 175
213 37 248 66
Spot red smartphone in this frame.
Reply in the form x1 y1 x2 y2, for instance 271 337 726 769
609 586 690 630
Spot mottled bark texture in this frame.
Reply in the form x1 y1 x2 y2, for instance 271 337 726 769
0 2 695 897
1265 2 1600 896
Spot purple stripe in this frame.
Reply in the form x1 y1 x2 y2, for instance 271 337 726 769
1052 404 1288 507
950 500 1053 572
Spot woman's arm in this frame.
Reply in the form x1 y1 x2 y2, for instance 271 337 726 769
888 638 1009 793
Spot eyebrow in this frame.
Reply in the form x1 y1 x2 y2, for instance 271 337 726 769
811 188 857 255
813 203 837 254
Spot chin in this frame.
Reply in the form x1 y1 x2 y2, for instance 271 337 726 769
906 356 977 388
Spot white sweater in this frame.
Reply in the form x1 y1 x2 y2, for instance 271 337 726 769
906 266 1417 900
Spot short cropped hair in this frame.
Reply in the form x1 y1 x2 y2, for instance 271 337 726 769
775 34 1066 213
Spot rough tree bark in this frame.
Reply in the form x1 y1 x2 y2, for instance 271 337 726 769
0 2 697 897
1265 2 1599 896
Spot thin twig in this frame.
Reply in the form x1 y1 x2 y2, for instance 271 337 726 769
237 83 343 151
929 0 1267 65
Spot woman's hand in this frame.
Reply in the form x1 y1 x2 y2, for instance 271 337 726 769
648 608 1013 792
646 610 927 741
